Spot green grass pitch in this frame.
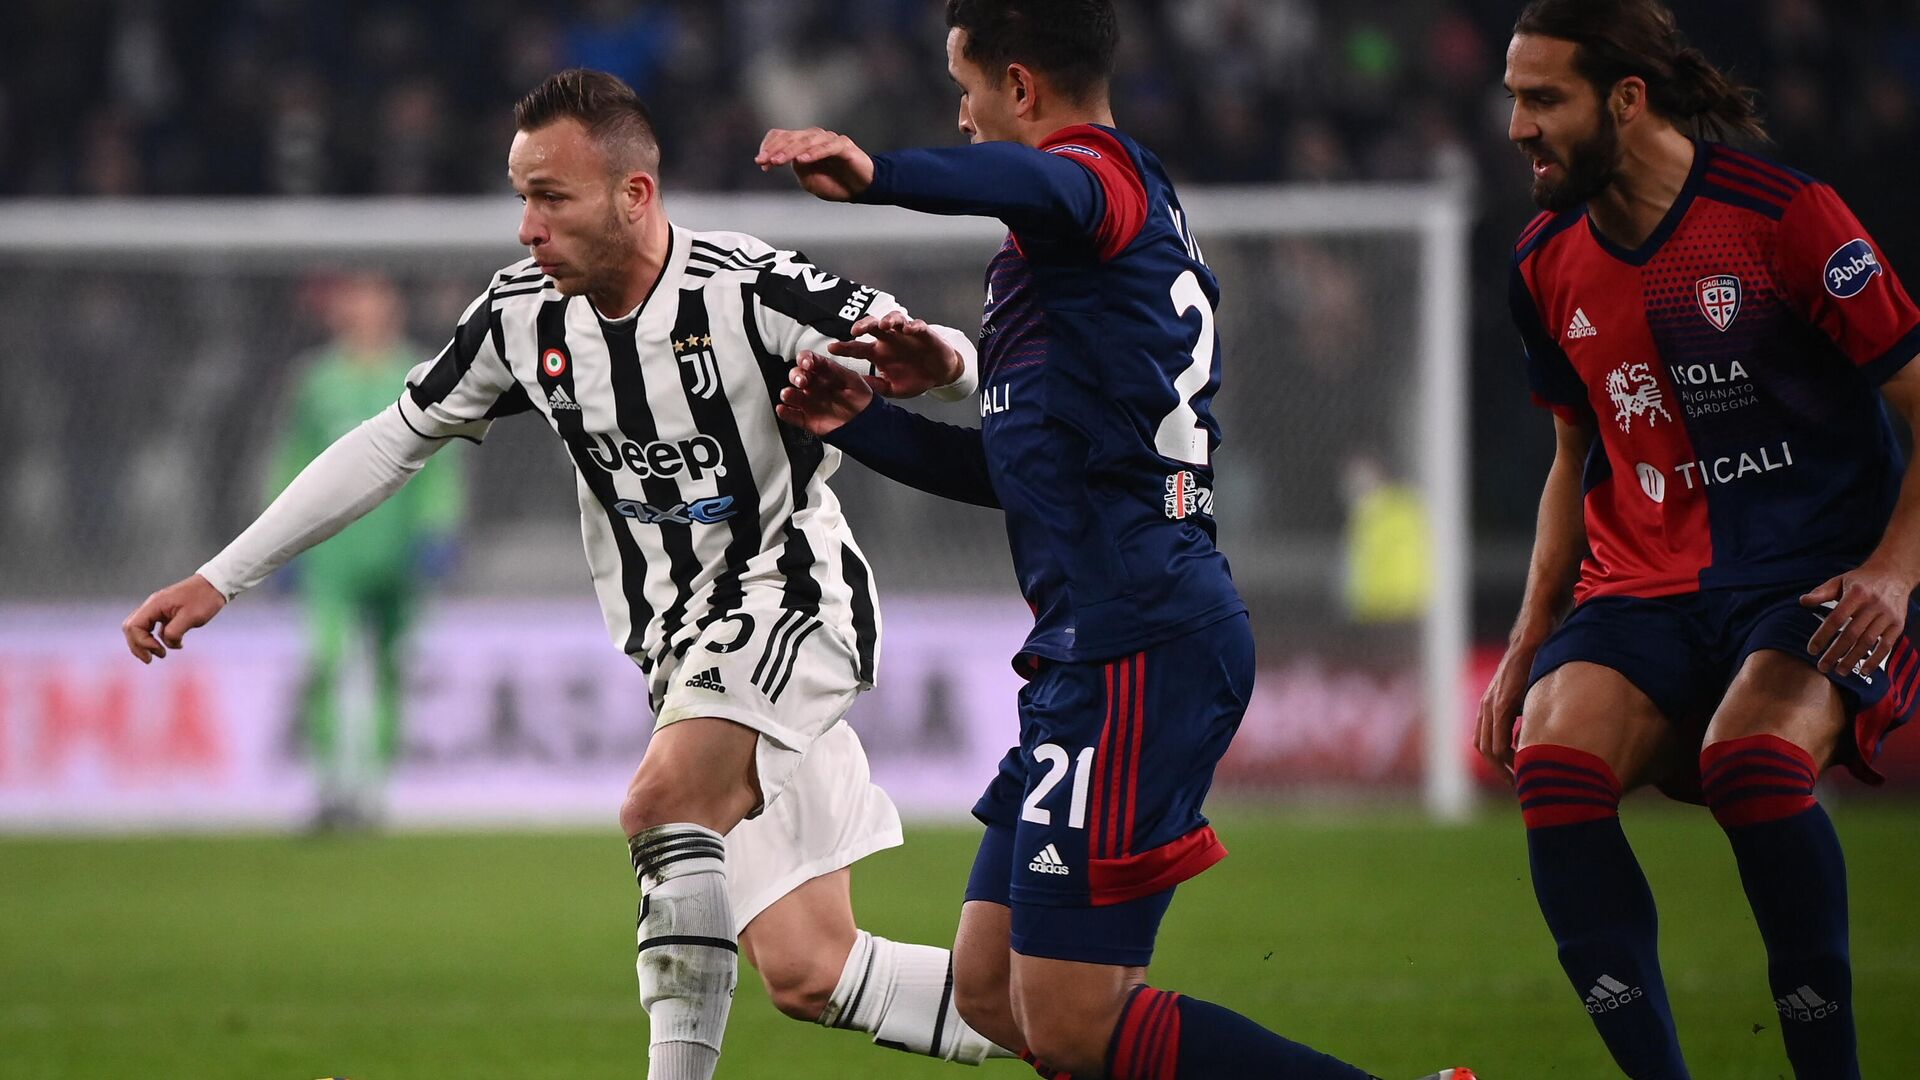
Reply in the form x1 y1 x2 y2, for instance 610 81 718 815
5 802 1918 1078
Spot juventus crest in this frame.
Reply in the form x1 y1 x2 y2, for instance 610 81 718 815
674 333 721 399
1696 274 1742 333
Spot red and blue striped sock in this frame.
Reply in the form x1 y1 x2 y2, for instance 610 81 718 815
1701 734 1858 1079
1103 985 1375 1079
1515 744 1689 1079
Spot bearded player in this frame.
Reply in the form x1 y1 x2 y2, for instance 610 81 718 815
1479 2 1920 1077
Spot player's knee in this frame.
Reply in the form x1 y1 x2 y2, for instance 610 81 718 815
618 769 704 836
756 957 836 1023
1013 998 1113 1076
952 963 1014 1043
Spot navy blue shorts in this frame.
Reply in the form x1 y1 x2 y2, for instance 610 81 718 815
966 613 1251 965
1527 582 1920 792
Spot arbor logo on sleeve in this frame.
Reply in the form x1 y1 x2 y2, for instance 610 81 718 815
1695 275 1742 331
1824 239 1882 298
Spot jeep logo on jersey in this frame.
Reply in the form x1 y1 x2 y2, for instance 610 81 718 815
1825 239 1882 298
1635 463 1666 503
541 348 568 377
614 495 736 525
1696 275 1741 332
585 432 728 480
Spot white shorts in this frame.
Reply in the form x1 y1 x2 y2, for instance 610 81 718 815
651 606 902 931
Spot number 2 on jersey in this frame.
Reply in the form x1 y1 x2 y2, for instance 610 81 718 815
1155 269 1216 466
1021 743 1098 828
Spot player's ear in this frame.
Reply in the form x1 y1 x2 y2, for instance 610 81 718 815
1006 62 1038 119
620 170 657 223
1612 76 1647 125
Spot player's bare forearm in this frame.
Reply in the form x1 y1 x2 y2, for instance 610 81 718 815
1511 416 1593 645
1800 360 1920 673
1862 362 1920 585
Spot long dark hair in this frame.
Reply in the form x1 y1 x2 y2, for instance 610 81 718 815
1515 0 1767 143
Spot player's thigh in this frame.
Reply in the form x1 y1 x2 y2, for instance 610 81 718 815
621 717 762 834
646 607 863 820
1520 662 1688 789
737 867 857 1021
721 720 902 935
1708 650 1850 767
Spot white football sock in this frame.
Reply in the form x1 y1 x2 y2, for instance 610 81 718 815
630 824 737 1080
820 930 1012 1065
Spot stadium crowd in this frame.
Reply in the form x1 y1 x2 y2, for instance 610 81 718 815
5 0 1919 600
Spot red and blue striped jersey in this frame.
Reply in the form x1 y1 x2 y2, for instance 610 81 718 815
826 124 1245 664
1511 140 1920 602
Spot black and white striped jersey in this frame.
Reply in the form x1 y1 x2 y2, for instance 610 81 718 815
399 224 974 683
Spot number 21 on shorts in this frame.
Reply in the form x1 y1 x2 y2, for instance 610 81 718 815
1022 742 1098 827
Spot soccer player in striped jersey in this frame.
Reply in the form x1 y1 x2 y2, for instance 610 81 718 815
121 69 1011 1079
761 4 1472 1080
1479 3 1920 1076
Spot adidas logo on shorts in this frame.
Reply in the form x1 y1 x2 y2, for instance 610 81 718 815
685 666 727 693
1027 844 1071 875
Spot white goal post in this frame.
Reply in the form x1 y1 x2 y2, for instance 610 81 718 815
0 184 1474 820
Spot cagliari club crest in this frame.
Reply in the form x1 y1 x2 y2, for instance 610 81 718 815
1696 274 1742 333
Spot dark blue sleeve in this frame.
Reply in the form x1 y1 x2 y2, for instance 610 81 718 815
823 397 1001 509
858 143 1104 241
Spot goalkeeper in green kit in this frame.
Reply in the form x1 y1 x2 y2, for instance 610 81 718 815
271 272 463 829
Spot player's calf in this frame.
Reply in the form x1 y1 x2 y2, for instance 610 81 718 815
631 823 737 1080
1701 732 1858 1078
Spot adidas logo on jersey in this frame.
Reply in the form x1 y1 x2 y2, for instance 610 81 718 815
685 667 727 693
547 386 581 411
1027 844 1071 875
1776 985 1842 1022
1584 975 1644 1014
1566 308 1598 339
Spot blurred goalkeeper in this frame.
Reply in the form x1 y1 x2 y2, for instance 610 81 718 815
272 271 462 831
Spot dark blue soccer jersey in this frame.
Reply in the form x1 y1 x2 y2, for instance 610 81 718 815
827 124 1245 664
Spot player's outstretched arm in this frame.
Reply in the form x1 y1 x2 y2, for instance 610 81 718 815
1477 414 1592 777
122 574 226 664
755 127 874 202
1801 360 1920 676
120 405 449 666
778 353 999 509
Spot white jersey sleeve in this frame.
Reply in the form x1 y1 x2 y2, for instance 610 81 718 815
196 405 444 599
747 248 978 401
398 286 535 441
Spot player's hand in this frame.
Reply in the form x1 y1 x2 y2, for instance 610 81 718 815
122 574 227 664
828 312 964 399
1802 562 1912 677
755 128 874 202
1476 639 1542 780
776 351 878 436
